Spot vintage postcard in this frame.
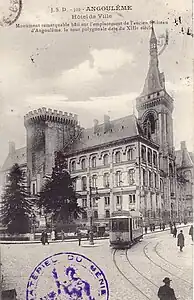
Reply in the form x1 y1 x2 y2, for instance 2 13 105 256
0 0 193 299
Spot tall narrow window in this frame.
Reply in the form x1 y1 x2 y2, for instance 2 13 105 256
153 151 157 167
148 149 152 165
116 195 121 205
142 169 147 186
141 145 146 162
81 176 87 191
94 211 98 219
115 171 122 186
71 160 76 171
92 175 97 188
103 173 110 188
115 151 121 163
103 154 109 166
128 169 135 185
82 198 87 207
81 158 86 170
104 196 110 206
148 171 152 187
154 173 157 188
91 156 97 168
32 183 36 195
129 194 135 204
105 210 110 218
127 148 133 161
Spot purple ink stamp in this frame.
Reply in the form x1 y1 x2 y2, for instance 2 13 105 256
26 252 109 300
0 0 22 27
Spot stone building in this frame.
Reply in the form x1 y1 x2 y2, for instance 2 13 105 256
1 26 193 228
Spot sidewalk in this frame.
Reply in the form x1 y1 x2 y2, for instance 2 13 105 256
0 223 191 245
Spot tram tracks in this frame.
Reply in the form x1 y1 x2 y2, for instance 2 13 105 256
143 242 193 288
113 247 157 300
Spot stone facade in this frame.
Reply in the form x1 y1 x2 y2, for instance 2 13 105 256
1 26 193 227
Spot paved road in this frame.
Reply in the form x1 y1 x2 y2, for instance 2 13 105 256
1 226 193 299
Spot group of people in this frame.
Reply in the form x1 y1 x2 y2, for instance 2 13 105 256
144 223 165 234
171 224 193 252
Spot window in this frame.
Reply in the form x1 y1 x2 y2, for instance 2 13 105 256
141 145 146 162
128 169 135 185
160 179 163 192
154 173 157 188
91 156 96 168
71 160 76 171
94 211 98 219
105 210 110 218
148 171 152 187
153 151 157 167
115 171 122 186
92 175 97 188
129 194 136 204
82 211 87 219
72 178 77 190
127 148 133 161
148 149 152 165
81 177 87 191
103 173 110 188
104 196 110 206
142 169 147 186
82 198 87 207
103 154 109 166
32 183 36 195
115 151 121 163
81 158 86 170
116 195 122 205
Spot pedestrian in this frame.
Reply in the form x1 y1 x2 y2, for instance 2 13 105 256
150 224 153 232
41 231 45 245
173 226 177 238
87 229 90 240
158 277 177 300
159 223 162 230
152 223 155 231
44 230 49 245
77 231 81 246
162 223 165 231
145 226 147 234
51 229 56 241
189 225 193 241
177 230 184 252
170 223 173 234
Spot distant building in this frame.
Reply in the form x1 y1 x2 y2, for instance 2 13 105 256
1 26 193 228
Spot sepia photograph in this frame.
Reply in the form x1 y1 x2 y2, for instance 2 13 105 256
0 0 193 299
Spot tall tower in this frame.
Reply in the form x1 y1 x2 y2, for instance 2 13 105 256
136 25 176 221
24 107 78 194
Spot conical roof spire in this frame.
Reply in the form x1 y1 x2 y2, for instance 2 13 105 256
141 23 164 96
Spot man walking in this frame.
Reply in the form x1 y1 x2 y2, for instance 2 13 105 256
158 277 177 300
177 230 184 252
173 226 177 238
77 231 82 246
189 225 193 242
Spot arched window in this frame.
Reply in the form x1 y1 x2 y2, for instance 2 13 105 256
94 211 98 219
91 156 97 168
92 175 97 188
115 171 122 186
105 210 110 218
153 151 157 167
71 160 76 171
81 176 87 191
81 158 86 170
103 173 110 188
103 154 109 166
141 145 146 162
143 113 156 139
115 151 121 163
127 148 133 161
142 169 147 186
148 149 152 165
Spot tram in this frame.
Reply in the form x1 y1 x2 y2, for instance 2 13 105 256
109 210 143 248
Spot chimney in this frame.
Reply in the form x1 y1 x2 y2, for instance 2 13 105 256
104 115 111 133
9 141 15 155
93 119 99 134
180 141 186 150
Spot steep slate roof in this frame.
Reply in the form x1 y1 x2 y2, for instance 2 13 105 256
1 147 26 172
70 114 142 153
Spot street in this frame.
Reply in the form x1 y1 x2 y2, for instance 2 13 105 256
1 227 193 300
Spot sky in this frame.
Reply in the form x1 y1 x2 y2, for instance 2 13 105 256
0 0 193 166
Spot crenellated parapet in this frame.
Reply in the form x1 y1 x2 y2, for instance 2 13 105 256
24 107 78 127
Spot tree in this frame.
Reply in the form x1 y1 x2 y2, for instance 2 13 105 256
38 151 84 224
1 163 33 234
